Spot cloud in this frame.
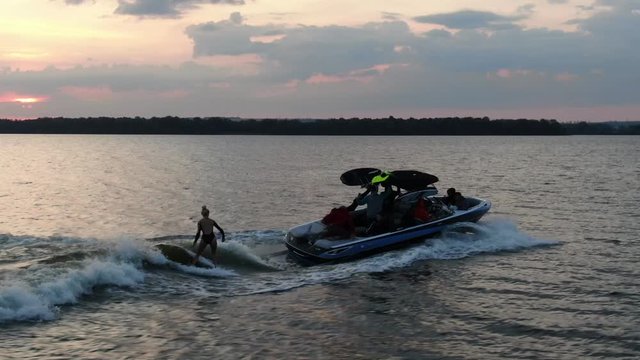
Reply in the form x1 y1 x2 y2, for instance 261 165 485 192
516 4 536 17
381 12 402 21
59 0 245 17
59 86 113 101
170 4 626 116
4 2 640 120
0 63 250 117
186 14 411 80
304 64 396 85
0 63 228 96
413 10 525 30
64 0 92 4
547 0 569 4
572 0 640 62
115 0 244 18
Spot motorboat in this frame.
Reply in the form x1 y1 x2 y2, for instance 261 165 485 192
284 168 491 264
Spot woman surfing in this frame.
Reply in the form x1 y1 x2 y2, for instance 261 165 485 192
192 206 225 266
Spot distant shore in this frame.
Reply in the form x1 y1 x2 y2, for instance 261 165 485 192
1 117 638 135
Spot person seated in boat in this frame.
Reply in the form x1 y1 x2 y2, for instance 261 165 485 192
432 197 455 219
411 196 432 224
321 206 355 239
454 192 467 210
444 188 457 205
444 188 467 210
389 196 412 229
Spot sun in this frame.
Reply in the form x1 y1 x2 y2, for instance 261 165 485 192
14 97 43 104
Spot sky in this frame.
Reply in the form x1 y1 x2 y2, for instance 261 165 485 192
0 0 639 121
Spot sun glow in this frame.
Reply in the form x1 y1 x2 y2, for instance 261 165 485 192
13 97 44 104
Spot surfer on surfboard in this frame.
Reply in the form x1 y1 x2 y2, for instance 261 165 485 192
192 205 225 266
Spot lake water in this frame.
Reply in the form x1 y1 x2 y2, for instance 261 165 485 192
0 135 639 359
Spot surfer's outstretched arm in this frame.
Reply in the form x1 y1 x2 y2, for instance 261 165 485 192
214 221 225 242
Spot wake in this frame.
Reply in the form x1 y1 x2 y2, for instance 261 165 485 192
0 220 556 322
238 217 559 296
0 237 236 323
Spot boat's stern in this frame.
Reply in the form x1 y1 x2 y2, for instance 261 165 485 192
284 221 360 263
284 221 329 263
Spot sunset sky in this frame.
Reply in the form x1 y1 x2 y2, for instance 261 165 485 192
1 0 638 121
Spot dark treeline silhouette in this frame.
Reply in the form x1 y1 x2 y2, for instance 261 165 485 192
0 116 638 135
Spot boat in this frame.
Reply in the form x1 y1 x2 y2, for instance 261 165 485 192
284 168 491 264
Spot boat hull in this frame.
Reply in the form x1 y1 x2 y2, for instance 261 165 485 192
285 198 491 264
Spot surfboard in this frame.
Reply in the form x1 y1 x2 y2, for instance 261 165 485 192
155 244 214 268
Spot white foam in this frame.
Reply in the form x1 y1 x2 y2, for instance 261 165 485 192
0 285 57 322
0 238 158 323
241 217 559 295
170 262 237 277
105 237 158 263
141 242 237 277
222 241 281 269
37 260 145 304
345 218 558 269
0 259 145 323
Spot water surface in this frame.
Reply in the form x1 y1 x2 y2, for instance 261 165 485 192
0 135 638 359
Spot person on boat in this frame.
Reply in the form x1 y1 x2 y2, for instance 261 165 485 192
365 184 387 221
453 192 467 209
444 188 466 210
375 181 400 232
321 206 355 238
350 183 386 225
192 205 225 265
444 188 457 205
381 182 399 211
412 196 432 224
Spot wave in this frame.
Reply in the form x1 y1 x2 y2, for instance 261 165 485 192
0 221 557 322
0 259 145 323
169 262 236 277
218 241 283 271
147 231 284 272
415 217 559 260
350 217 558 269
239 217 559 296
0 238 236 323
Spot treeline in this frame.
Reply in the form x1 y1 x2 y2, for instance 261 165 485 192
0 116 638 135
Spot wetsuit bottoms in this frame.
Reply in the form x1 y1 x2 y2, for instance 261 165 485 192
202 233 215 243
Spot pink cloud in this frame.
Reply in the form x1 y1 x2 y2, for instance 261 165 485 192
351 64 393 75
488 68 545 80
305 63 398 85
193 54 263 75
306 73 352 84
249 34 286 44
255 79 303 98
495 68 512 78
555 72 578 82
490 69 579 82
